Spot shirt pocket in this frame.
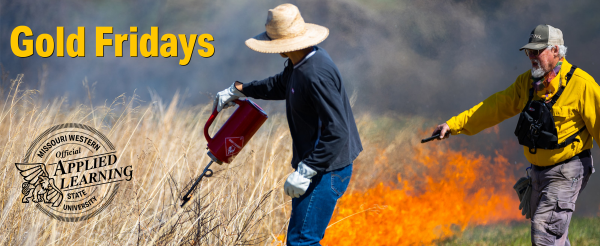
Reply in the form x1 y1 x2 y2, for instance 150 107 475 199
552 106 579 133
552 106 575 120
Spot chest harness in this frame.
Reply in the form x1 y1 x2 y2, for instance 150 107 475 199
514 65 586 154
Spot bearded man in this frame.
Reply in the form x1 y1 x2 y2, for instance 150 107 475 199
431 24 598 245
213 4 362 245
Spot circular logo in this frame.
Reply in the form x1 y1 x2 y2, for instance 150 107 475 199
15 123 131 222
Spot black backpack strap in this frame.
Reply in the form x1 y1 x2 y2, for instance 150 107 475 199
554 126 587 148
565 65 578 84
550 65 583 149
524 87 534 111
547 65 578 108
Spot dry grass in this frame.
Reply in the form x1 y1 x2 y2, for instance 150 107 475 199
0 75 296 245
0 75 429 245
5 74 595 245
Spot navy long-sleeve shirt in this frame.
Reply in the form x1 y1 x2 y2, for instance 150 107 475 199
242 46 362 172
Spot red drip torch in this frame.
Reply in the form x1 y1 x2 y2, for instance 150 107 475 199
181 99 268 207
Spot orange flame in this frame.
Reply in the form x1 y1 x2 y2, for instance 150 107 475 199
321 143 524 245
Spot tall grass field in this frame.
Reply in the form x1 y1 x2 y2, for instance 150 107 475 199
0 76 598 245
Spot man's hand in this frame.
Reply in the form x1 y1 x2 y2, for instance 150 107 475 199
432 123 451 140
284 162 317 198
213 82 245 112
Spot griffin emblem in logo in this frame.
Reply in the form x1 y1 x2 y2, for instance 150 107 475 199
15 163 63 207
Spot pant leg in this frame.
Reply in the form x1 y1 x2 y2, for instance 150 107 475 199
530 155 593 246
286 164 352 246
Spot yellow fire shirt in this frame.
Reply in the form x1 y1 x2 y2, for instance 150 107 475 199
446 59 600 166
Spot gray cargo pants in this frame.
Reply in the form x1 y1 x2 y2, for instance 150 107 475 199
530 150 595 246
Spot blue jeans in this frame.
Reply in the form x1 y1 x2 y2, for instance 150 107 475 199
286 163 353 246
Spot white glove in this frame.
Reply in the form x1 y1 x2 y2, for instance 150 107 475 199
213 82 245 112
284 162 317 198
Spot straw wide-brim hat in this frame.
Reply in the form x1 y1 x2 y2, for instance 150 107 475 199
245 3 329 53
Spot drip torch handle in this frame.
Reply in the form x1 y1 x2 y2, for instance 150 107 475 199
204 99 243 142
204 108 219 142
180 160 214 207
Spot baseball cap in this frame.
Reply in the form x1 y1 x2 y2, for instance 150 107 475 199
519 24 564 51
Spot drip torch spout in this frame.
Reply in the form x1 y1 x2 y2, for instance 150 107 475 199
180 160 214 207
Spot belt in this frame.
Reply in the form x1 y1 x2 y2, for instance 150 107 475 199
532 149 591 171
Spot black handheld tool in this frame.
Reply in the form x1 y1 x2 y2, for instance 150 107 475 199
421 132 449 143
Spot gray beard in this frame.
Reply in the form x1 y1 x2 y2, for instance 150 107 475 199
531 59 546 78
531 66 545 78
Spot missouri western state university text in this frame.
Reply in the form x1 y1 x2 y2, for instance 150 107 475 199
10 26 214 65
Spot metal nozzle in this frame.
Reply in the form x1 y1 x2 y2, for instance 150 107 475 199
180 160 214 207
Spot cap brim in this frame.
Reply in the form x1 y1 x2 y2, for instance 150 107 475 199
519 43 548 51
245 23 329 53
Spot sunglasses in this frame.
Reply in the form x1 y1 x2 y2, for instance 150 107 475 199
524 46 552 57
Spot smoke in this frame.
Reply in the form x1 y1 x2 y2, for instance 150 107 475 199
1 0 599 112
1 0 600 215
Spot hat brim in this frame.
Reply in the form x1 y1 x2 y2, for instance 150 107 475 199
245 23 329 53
519 43 548 51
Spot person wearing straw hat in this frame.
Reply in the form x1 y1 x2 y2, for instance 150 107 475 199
213 3 362 245
430 24 597 245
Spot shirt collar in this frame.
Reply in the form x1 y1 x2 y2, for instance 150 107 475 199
533 58 565 101
293 47 316 69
